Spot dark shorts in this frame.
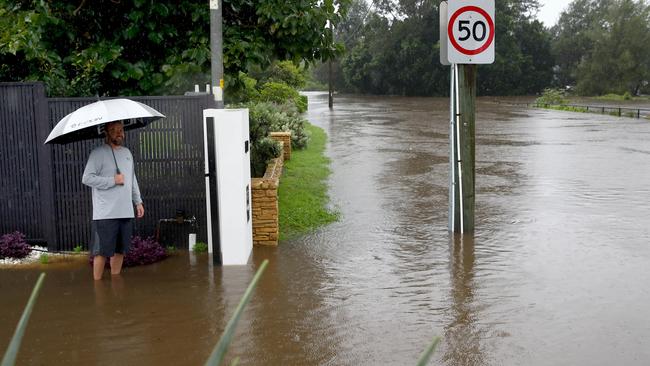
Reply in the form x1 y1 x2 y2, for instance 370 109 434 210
91 219 133 257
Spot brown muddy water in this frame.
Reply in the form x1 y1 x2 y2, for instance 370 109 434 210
2 93 650 365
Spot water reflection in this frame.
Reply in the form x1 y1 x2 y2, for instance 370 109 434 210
443 234 484 366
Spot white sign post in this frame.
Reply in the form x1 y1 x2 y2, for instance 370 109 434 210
446 0 495 64
440 1 450 66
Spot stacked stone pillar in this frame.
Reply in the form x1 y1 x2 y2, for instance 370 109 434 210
251 133 291 246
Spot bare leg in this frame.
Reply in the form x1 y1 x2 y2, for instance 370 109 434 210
110 253 125 275
93 255 106 280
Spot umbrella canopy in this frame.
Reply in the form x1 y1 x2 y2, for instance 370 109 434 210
44 98 165 144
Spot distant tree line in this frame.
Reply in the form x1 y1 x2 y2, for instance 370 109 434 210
2 0 648 97
553 0 650 95
314 0 650 96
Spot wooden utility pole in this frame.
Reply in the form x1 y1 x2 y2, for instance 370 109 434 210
328 59 334 109
209 0 224 106
454 64 476 232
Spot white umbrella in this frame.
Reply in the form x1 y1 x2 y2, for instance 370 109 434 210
44 98 165 144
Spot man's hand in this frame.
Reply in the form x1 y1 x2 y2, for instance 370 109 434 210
136 203 144 218
114 173 124 185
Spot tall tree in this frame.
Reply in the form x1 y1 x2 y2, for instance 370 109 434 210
334 0 553 96
552 0 650 95
0 0 350 96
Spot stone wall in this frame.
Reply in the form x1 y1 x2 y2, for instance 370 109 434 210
251 139 286 246
269 132 292 161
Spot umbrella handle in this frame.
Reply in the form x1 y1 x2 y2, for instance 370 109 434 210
111 147 121 175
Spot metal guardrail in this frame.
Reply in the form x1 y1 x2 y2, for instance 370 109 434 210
501 101 650 119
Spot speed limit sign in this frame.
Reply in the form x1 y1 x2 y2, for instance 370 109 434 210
446 0 495 64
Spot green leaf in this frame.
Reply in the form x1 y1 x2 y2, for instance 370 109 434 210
415 336 441 366
204 260 269 366
1 273 46 366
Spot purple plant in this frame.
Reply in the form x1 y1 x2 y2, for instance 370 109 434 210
0 231 31 259
123 236 168 267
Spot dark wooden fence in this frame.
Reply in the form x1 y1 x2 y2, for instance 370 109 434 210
1 82 216 251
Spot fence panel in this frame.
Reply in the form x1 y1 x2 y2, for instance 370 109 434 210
0 83 48 244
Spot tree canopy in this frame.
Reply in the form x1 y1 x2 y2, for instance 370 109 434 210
315 0 553 96
0 0 350 96
552 0 650 95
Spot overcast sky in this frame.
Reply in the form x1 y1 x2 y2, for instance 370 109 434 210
536 0 570 26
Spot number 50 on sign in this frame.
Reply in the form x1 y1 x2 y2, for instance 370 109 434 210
445 0 495 64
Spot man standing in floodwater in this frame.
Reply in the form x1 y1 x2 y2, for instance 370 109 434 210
82 121 144 280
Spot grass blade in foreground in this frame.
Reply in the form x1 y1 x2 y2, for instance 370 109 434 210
204 260 269 366
416 336 441 366
1 273 46 366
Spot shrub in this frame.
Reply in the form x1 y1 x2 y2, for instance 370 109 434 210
535 88 567 105
257 82 308 113
0 231 31 259
265 61 307 89
225 72 260 103
39 253 49 264
231 100 310 177
248 101 310 150
244 102 283 177
247 101 279 143
296 95 308 113
251 137 282 177
123 236 168 267
250 60 307 89
270 114 310 149
193 241 208 253
274 101 299 117
258 82 299 105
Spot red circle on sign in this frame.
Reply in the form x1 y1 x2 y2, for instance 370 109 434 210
448 6 495 56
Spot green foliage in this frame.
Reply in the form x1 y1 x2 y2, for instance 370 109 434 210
39 254 49 265
225 72 260 104
73 245 83 254
257 82 307 113
596 93 650 101
302 77 328 91
250 137 282 178
252 61 307 89
247 101 309 151
546 105 588 113
193 242 208 253
259 82 299 104
0 0 352 97
166 245 177 255
552 0 650 95
273 115 310 150
416 337 442 366
535 88 568 105
296 95 308 113
323 0 553 96
278 123 338 241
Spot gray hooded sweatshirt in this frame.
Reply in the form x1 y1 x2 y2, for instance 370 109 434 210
82 144 142 220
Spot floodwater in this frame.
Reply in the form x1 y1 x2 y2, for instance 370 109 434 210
2 93 650 365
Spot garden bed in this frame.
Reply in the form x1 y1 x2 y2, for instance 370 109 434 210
0 246 87 268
